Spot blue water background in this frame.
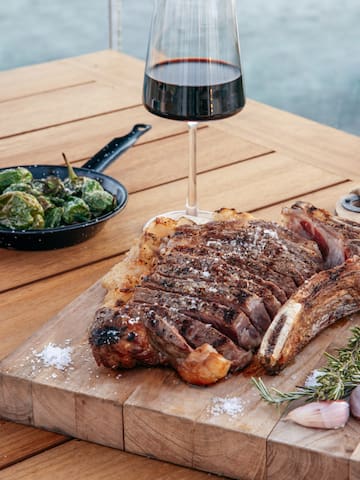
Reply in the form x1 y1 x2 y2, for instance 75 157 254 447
0 0 359 135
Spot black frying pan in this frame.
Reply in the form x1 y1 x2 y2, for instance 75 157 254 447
0 124 151 250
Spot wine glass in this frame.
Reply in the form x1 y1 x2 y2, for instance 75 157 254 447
143 0 245 223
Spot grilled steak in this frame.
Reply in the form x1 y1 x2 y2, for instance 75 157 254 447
258 256 360 373
89 205 359 385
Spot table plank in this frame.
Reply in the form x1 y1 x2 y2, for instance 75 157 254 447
216 99 360 178
104 127 272 193
0 81 141 139
0 106 190 168
64 50 145 94
0 419 67 470
0 152 347 293
0 441 227 480
0 50 144 104
0 60 95 103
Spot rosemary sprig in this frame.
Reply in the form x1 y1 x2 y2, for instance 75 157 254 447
252 326 360 405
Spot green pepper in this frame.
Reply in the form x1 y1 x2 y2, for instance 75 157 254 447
0 167 32 193
61 153 86 195
83 190 115 217
0 191 44 230
48 196 66 207
3 182 41 195
36 176 66 197
36 195 54 212
62 196 91 224
81 177 103 195
44 206 63 228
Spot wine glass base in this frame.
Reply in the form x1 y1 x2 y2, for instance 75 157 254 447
143 209 214 231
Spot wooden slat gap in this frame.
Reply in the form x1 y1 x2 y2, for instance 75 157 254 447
0 81 96 105
0 104 143 141
250 179 353 214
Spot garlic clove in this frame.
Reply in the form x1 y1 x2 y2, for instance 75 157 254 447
285 401 349 429
350 386 360 419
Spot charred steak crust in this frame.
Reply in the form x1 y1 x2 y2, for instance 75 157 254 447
89 305 168 369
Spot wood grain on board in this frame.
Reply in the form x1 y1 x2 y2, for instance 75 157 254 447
0 268 360 479
350 442 360 480
0 280 359 479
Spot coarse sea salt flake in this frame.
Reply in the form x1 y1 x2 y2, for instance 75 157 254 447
209 396 244 417
304 369 325 388
201 271 211 279
35 343 73 371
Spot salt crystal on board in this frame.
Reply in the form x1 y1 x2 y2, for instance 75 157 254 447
35 343 73 371
304 369 324 388
209 396 244 417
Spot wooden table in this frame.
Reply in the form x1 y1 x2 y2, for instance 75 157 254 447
0 50 359 480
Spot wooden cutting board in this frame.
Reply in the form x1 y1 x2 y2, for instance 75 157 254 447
0 281 360 480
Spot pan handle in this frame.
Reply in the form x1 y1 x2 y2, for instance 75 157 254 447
82 124 152 172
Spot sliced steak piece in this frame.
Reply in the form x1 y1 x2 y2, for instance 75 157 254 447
143 272 271 334
258 257 360 374
171 219 322 282
282 201 360 268
245 221 323 272
156 251 287 307
144 304 252 371
212 219 323 270
164 243 297 298
89 303 168 369
133 286 262 350
143 308 231 385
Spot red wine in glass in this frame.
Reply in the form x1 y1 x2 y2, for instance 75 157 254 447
144 58 245 121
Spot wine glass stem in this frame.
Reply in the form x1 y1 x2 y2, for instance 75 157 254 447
186 121 198 216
